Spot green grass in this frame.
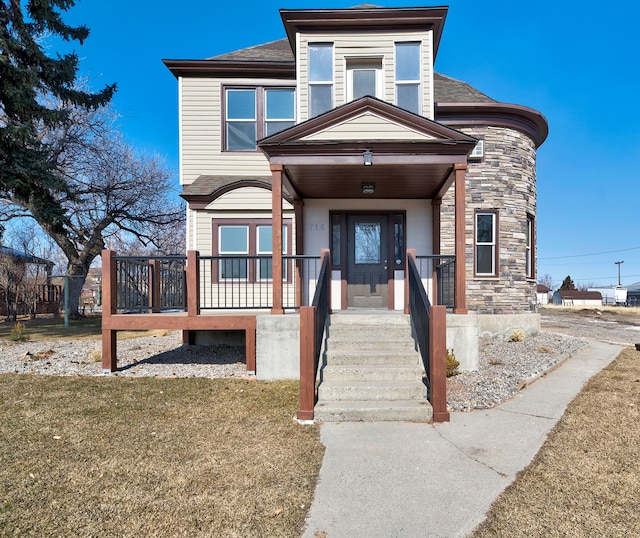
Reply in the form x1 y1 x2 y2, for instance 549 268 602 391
0 375 324 537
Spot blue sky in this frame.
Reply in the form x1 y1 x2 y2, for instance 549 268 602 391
59 1 639 288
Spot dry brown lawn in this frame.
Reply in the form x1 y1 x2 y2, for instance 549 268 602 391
0 375 324 537
472 347 640 537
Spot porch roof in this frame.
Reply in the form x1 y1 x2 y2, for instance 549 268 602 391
259 96 477 200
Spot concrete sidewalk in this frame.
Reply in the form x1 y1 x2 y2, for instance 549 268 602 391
302 340 622 538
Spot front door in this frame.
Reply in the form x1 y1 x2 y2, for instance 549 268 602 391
347 215 389 308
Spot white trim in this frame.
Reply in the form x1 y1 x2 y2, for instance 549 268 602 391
178 76 183 185
296 32 302 123
427 33 434 120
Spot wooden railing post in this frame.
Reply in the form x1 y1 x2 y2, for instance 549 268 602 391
186 250 200 317
101 249 117 373
429 305 450 422
297 305 316 421
405 248 416 314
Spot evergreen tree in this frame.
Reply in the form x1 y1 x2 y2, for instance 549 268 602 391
559 275 576 291
0 0 115 233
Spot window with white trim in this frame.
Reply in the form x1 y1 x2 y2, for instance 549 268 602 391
224 87 295 151
309 43 333 117
526 215 534 279
475 211 498 277
346 58 382 101
395 42 421 114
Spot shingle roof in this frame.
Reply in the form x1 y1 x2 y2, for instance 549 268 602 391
206 39 294 62
181 175 292 199
537 284 551 293
556 290 602 300
433 72 495 104
206 38 496 104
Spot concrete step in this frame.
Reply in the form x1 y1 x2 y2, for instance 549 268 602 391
325 337 416 352
321 364 424 383
325 349 420 366
314 400 433 422
317 380 426 401
329 312 411 325
327 325 413 339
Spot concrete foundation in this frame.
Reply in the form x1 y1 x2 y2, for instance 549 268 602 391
256 313 300 380
477 313 540 339
446 313 480 371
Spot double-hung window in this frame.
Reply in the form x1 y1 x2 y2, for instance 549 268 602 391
526 215 535 279
219 225 249 279
308 43 333 117
224 87 295 151
395 42 421 114
475 211 498 277
215 220 291 282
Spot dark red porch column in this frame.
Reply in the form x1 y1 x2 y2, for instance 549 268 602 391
271 164 284 314
454 164 468 314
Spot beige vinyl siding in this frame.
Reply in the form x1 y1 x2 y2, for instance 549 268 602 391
181 77 281 184
297 30 433 122
300 112 436 141
193 210 296 256
206 187 295 212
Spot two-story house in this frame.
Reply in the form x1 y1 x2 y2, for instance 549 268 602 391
96 4 549 420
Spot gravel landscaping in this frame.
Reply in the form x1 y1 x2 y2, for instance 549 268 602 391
1 307 636 413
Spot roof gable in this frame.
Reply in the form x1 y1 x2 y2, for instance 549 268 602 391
260 96 476 147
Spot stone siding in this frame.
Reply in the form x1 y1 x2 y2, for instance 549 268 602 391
441 126 537 313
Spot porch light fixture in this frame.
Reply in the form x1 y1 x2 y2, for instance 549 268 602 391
361 183 375 194
363 149 373 166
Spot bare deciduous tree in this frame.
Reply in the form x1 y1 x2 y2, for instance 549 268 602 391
0 102 184 317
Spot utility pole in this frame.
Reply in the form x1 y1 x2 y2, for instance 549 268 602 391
615 260 624 286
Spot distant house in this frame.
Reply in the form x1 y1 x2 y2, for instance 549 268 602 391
536 284 551 305
627 281 640 307
552 290 602 307
0 246 61 318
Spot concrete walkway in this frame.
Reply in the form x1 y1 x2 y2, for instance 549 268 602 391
302 340 622 538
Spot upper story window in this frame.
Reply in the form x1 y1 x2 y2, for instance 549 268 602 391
347 58 382 101
224 86 295 151
395 42 421 114
308 43 334 117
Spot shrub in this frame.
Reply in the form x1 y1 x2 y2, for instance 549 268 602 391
446 348 460 377
508 329 525 342
10 322 29 342
89 348 102 362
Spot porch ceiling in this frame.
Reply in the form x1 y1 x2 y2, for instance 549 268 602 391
284 161 454 199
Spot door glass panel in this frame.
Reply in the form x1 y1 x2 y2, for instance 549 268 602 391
355 223 381 264
331 214 341 266
394 214 404 265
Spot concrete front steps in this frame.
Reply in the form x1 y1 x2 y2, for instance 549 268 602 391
314 312 433 422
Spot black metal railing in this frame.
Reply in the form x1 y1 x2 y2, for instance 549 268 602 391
197 255 321 310
283 255 322 310
408 254 432 381
311 252 331 367
114 256 186 311
113 253 323 312
415 255 456 308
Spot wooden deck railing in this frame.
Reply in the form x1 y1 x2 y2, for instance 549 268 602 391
406 250 449 423
297 249 331 421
